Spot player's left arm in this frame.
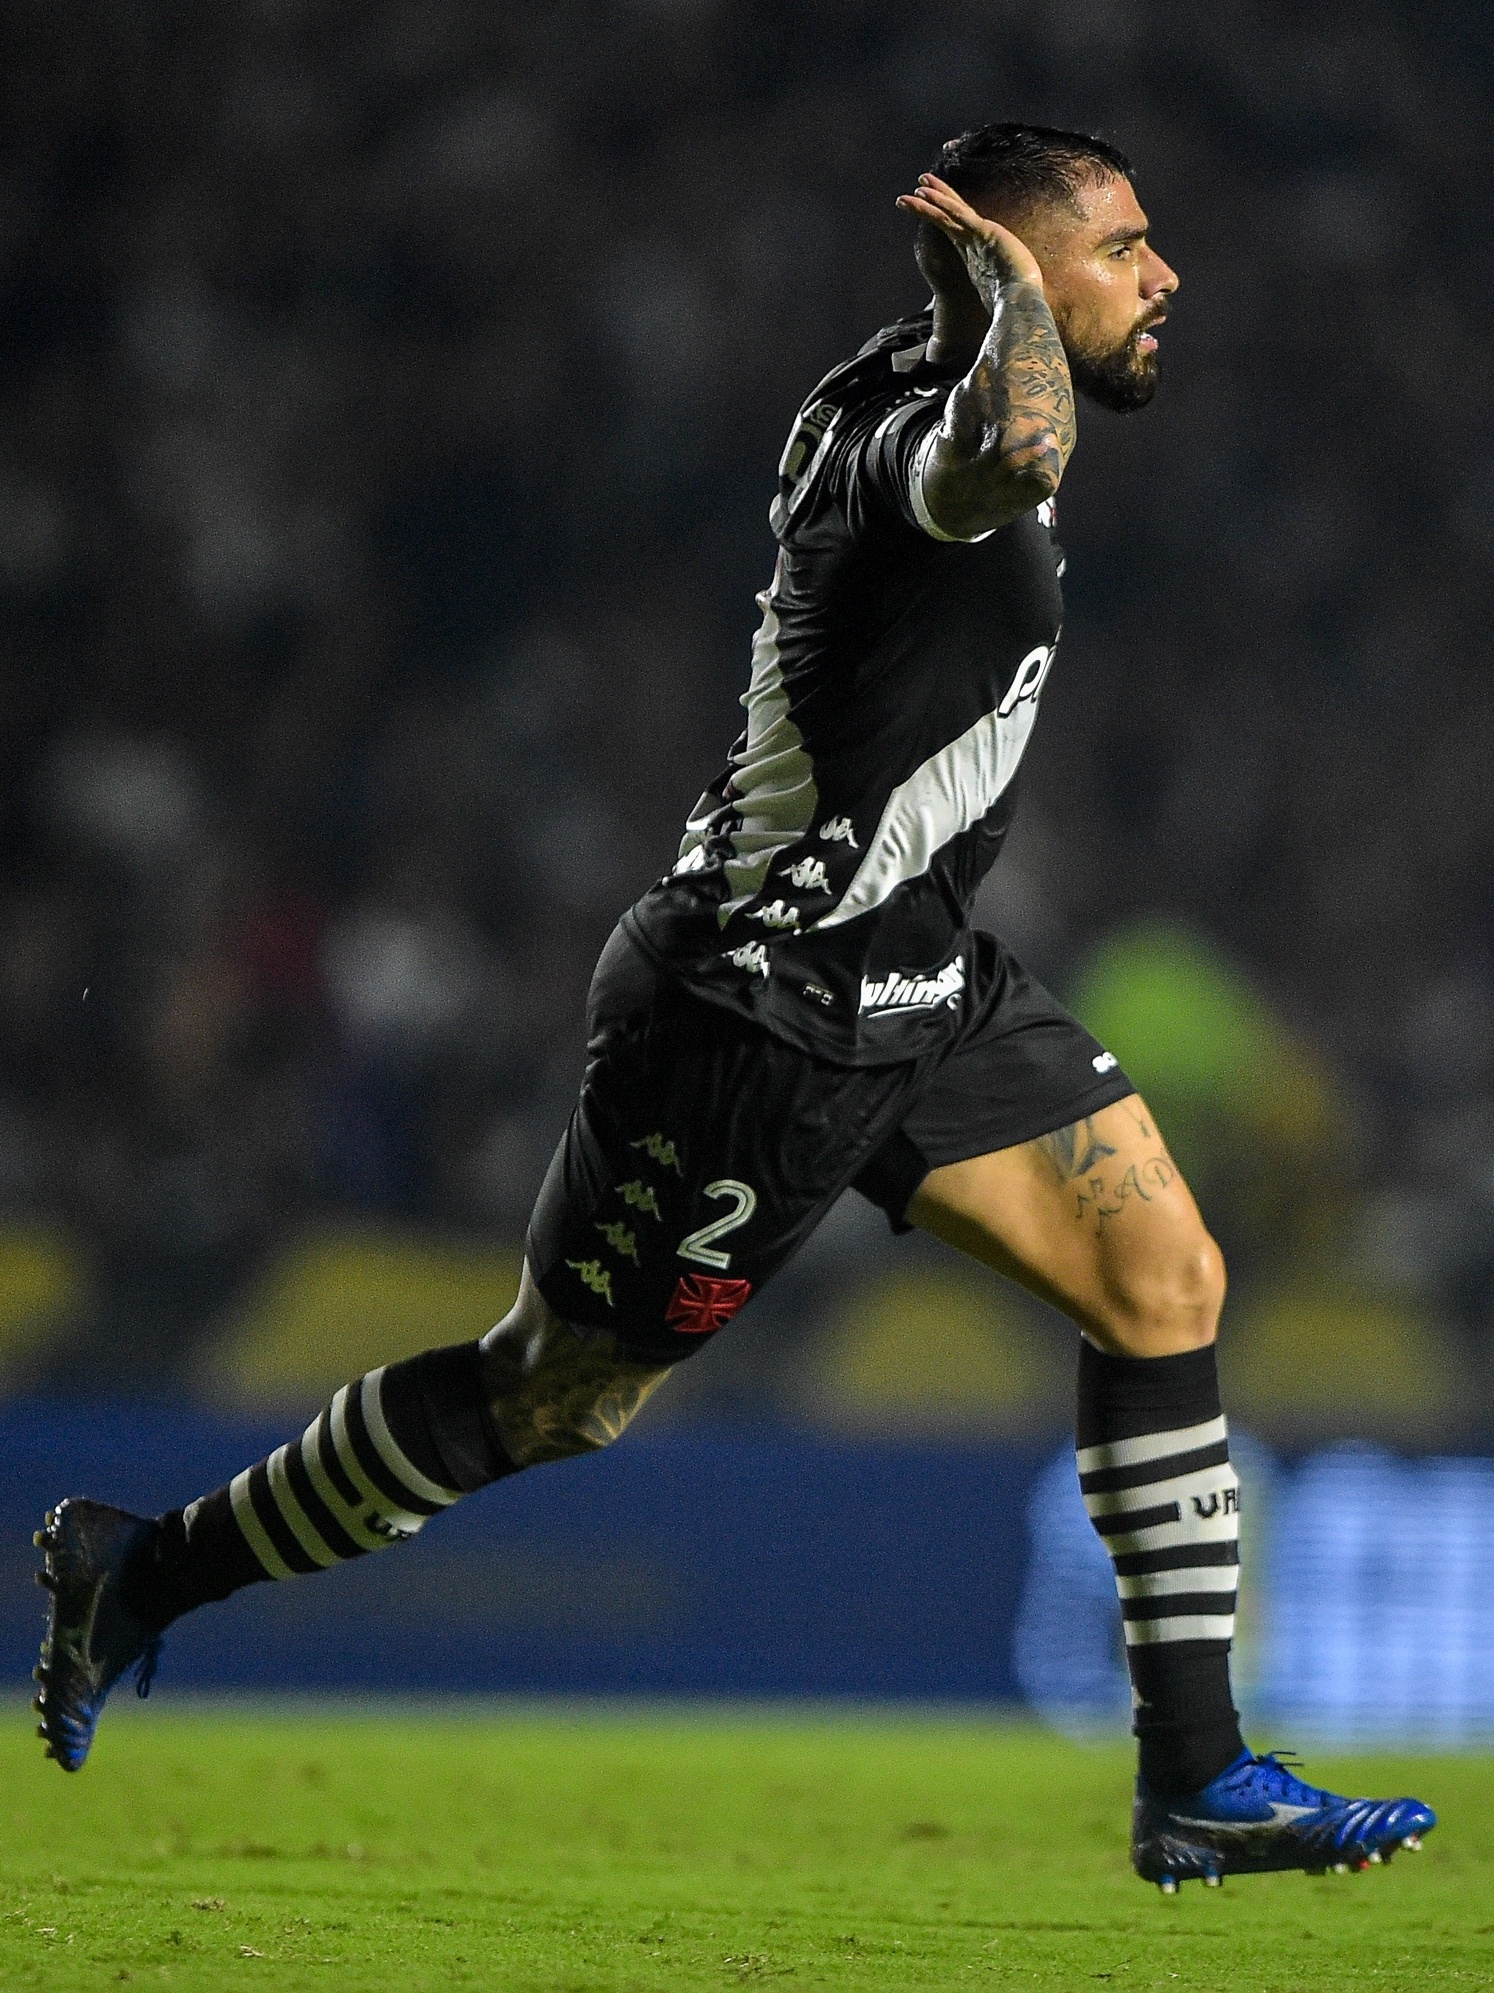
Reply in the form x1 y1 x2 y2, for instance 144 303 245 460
896 174 1076 540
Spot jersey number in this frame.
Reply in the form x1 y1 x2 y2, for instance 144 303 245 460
677 1180 757 1271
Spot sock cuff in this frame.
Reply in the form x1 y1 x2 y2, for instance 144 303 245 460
1076 1339 1222 1449
396 1341 514 1494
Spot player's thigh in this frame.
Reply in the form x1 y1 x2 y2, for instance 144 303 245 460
527 928 918 1360
907 1094 1225 1355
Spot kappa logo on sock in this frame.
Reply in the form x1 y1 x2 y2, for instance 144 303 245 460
665 1273 753 1335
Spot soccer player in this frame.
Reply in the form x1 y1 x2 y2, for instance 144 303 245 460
35 124 1433 1889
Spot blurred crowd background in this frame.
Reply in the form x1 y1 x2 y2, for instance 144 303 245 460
1 0 1491 1436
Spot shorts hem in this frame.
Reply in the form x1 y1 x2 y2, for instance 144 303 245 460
855 1072 1137 1234
914 1073 1138 1175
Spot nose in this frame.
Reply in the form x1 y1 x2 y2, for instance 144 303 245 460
1143 247 1179 300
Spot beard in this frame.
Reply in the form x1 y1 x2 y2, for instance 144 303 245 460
1066 322 1161 413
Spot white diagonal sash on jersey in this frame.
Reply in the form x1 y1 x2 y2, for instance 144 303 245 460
813 687 1044 931
719 596 819 914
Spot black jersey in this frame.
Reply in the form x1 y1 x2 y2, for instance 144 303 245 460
627 308 1066 1066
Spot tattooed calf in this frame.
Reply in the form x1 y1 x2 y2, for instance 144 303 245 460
478 1272 672 1468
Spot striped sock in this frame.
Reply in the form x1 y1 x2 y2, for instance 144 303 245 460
1076 1339 1246 1797
126 1342 513 1625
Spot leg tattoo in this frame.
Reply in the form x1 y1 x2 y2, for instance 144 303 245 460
478 1268 673 1467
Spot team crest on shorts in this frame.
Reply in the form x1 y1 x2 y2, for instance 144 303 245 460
665 1273 753 1334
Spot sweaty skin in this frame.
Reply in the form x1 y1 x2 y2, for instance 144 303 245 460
896 171 1178 538
476 175 1189 1442
909 1096 1225 1361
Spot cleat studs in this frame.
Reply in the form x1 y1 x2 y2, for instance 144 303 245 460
1333 1862 1350 1875
1158 1876 1178 1896
1368 1851 1383 1865
1204 1873 1222 1888
1403 1834 1422 1852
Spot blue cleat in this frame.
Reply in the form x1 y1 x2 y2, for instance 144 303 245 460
33 1499 166 1772
1134 1750 1436 1892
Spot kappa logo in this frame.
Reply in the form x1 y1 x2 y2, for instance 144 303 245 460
859 956 966 1017
665 1272 754 1335
630 1132 683 1175
782 856 830 893
615 1179 663 1221
996 642 1057 719
727 941 770 978
595 1220 640 1266
566 1258 615 1306
747 899 801 931
819 816 858 848
1092 1051 1118 1073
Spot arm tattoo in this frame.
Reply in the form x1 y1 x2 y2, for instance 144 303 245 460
924 280 1076 535
952 283 1076 468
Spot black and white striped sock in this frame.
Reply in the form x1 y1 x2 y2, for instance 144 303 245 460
1076 1339 1246 1797
125 1342 513 1626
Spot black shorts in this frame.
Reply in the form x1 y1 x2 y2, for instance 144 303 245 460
527 923 1134 1363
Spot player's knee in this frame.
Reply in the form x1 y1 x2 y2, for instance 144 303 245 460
1089 1229 1226 1360
477 1268 673 1470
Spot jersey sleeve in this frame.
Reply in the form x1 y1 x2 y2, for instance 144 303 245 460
840 389 995 544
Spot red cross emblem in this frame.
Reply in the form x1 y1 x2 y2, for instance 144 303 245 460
665 1273 753 1334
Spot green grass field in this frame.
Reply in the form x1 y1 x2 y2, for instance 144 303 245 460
1 1705 1489 1992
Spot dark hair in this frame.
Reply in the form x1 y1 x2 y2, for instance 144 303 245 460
925 121 1133 217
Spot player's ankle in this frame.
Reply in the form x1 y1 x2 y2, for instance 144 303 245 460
113 1512 184 1632
1137 1717 1247 1798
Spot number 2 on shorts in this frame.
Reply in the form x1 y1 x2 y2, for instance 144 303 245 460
677 1179 757 1270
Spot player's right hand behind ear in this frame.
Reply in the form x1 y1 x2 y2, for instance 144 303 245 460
896 173 1045 307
